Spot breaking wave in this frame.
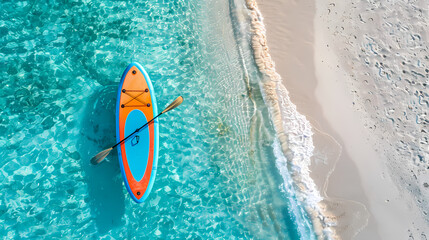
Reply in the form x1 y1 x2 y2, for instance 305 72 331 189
244 0 338 239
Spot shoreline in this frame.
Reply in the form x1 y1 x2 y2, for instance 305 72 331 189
250 0 369 238
244 0 338 239
254 0 428 239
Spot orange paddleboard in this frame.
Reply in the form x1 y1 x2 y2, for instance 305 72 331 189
116 62 159 203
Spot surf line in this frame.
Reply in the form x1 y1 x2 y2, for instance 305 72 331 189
244 0 338 239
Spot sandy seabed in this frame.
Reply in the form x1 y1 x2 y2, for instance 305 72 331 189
254 0 429 239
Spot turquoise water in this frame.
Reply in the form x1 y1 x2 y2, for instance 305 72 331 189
0 0 316 239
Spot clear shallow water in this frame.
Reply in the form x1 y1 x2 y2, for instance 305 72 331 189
0 0 316 239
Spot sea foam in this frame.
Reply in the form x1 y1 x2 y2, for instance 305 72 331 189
244 0 338 239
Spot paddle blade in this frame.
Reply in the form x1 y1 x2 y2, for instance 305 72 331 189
90 147 113 165
161 96 184 114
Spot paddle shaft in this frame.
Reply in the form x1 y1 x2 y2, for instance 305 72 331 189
111 112 163 149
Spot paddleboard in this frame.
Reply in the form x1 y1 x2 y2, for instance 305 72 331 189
116 62 159 203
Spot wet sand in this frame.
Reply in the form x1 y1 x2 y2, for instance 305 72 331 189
256 0 428 239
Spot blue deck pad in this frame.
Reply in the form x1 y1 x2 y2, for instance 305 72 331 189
124 109 150 182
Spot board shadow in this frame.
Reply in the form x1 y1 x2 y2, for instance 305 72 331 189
78 86 125 234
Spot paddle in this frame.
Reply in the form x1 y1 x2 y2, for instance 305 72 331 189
90 96 184 165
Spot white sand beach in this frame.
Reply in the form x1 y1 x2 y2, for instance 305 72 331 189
255 0 429 239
